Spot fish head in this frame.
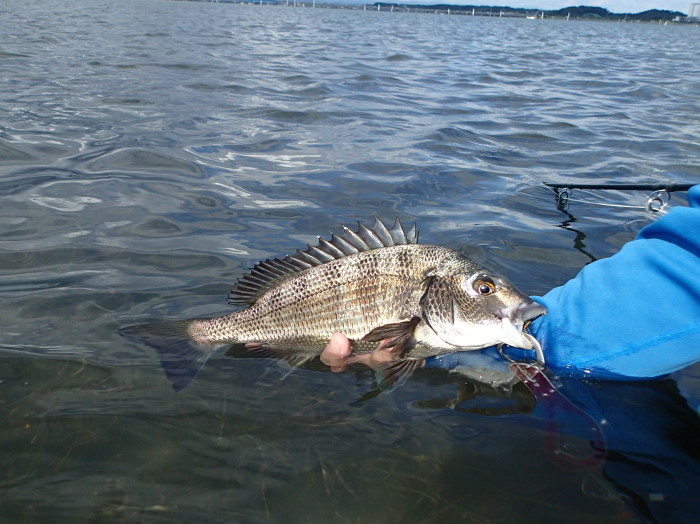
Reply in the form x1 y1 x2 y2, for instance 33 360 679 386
419 270 546 351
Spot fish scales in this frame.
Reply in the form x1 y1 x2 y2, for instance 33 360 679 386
189 244 459 353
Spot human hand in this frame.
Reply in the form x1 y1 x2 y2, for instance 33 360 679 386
320 332 396 372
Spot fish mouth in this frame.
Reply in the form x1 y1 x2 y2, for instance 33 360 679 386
497 300 546 325
494 300 546 350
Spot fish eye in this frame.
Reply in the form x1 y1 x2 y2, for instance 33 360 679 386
473 277 496 296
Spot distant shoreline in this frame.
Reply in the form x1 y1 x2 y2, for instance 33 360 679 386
191 1 696 23
371 3 687 21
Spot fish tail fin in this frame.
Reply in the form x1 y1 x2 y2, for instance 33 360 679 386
120 321 220 391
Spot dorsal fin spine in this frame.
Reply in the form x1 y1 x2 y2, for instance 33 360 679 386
307 244 335 262
358 223 383 248
373 218 394 245
318 237 345 258
406 223 418 243
295 249 322 265
330 233 359 255
227 217 419 306
288 258 312 270
254 264 280 278
389 217 407 244
342 227 369 250
243 274 268 284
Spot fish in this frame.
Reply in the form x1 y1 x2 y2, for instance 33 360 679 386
121 218 545 391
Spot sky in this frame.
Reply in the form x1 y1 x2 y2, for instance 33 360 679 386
395 1 692 15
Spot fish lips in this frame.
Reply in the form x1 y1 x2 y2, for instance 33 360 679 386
495 300 546 350
497 299 546 325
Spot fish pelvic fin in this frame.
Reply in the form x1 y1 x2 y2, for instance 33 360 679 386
376 358 425 391
362 316 421 358
350 357 425 404
119 321 221 392
228 217 418 306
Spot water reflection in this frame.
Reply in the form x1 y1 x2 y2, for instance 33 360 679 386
222 343 699 523
552 199 598 264
407 362 700 523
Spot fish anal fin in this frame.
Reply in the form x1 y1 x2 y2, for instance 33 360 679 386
244 343 312 377
282 354 313 369
244 342 276 359
362 316 421 358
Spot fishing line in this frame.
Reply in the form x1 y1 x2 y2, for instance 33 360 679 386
545 182 693 214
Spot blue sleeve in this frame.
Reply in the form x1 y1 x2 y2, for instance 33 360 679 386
525 185 700 379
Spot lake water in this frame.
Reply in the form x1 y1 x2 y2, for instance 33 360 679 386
1 0 699 521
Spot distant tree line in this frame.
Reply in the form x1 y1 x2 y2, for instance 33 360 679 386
373 4 685 21
548 6 683 21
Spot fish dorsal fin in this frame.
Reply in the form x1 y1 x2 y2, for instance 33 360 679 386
227 217 418 306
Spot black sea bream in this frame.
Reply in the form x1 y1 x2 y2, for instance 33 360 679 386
122 218 545 390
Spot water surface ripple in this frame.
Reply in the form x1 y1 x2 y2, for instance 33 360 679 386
1 0 699 521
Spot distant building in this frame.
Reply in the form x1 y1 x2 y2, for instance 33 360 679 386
690 3 700 20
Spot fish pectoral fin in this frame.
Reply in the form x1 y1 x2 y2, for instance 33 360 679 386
375 358 425 391
362 316 421 358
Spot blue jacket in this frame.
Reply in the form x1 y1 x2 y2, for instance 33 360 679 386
430 185 700 381
528 184 700 379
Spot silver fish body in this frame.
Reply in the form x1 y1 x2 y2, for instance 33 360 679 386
122 218 545 390
190 243 540 357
